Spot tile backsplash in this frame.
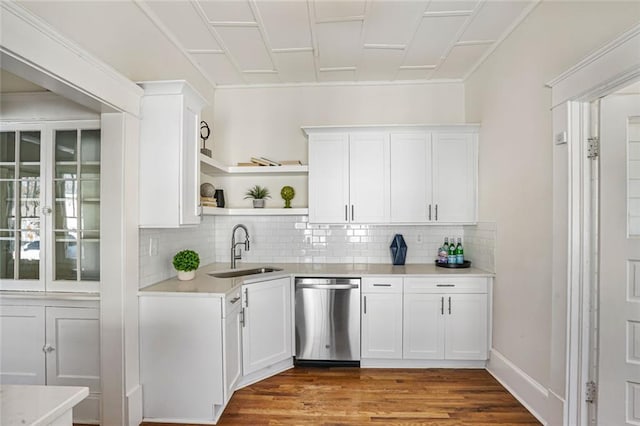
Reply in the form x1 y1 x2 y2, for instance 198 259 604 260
139 216 496 287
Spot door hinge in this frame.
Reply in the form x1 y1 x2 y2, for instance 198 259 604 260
587 137 599 159
585 380 597 403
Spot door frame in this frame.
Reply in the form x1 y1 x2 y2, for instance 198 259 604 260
547 23 640 425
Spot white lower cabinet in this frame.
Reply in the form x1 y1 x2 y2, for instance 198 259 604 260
361 277 403 359
0 302 101 423
242 277 293 375
403 278 488 361
139 276 293 424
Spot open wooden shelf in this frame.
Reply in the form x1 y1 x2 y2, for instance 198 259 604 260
202 207 308 216
200 154 308 176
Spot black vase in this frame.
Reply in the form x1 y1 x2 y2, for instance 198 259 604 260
214 189 225 208
390 234 407 265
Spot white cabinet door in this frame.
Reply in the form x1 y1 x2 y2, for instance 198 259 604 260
349 133 390 223
0 305 45 384
308 133 350 223
242 277 292 375
432 133 477 223
361 293 403 359
139 81 207 227
390 132 432 223
403 294 445 359
44 307 100 391
224 303 242 402
444 294 488 360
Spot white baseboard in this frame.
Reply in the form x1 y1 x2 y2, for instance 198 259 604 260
487 348 549 425
546 389 566 426
126 384 143 426
361 359 486 368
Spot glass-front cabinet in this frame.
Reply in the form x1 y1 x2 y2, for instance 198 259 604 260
0 121 100 292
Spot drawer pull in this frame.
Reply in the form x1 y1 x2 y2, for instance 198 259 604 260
373 284 392 287
229 296 241 304
436 284 455 287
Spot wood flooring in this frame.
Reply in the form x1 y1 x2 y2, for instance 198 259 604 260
140 367 540 425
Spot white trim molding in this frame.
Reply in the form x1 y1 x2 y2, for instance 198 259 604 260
487 349 549 425
0 1 143 116
547 23 640 107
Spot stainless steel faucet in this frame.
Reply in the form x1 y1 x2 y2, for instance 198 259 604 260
230 224 250 269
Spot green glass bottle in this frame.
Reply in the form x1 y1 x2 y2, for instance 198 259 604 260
456 238 464 264
448 237 456 264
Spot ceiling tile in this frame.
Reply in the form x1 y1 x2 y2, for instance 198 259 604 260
316 21 363 68
144 1 221 50
460 1 532 42
396 68 434 81
273 51 316 82
319 69 355 82
363 1 428 45
215 27 274 70
313 0 366 21
243 72 281 85
425 0 479 13
255 1 312 49
191 52 243 85
403 15 468 66
197 0 255 22
358 48 405 81
432 43 489 79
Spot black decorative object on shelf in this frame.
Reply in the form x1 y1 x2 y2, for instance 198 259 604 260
200 120 212 157
214 189 225 208
390 234 407 265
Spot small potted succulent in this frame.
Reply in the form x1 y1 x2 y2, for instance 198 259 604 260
244 185 271 208
172 249 200 281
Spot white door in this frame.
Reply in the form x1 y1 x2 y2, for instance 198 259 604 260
444 293 488 360
308 133 350 223
224 303 242 402
0 305 45 384
432 133 477 223
403 294 445 359
361 293 403 359
242 277 292 375
349 133 390 223
598 94 640 425
390 132 432 223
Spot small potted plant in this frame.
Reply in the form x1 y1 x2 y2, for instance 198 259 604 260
244 185 270 208
172 249 200 281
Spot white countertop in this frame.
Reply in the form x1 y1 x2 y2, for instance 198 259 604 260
0 385 88 426
139 262 494 296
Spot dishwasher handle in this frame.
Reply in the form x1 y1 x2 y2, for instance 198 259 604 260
296 283 359 290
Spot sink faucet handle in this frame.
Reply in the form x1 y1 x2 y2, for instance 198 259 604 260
245 237 250 251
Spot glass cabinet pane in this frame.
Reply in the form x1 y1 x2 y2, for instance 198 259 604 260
0 232 15 279
18 231 39 280
0 132 16 162
0 181 16 229
80 240 100 281
55 130 78 162
55 231 77 280
81 130 100 162
19 132 40 162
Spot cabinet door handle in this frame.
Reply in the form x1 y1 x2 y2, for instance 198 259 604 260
448 296 452 315
345 205 348 221
435 204 438 221
244 288 249 307
363 295 367 314
372 283 391 287
240 308 246 327
441 297 444 315
42 207 52 216
428 204 432 221
43 344 55 353
437 284 455 287
351 205 354 221
230 296 241 304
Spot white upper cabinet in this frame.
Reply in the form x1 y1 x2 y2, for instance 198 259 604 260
307 129 390 224
139 81 208 228
306 125 477 224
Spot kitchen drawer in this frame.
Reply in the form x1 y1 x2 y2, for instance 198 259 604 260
224 288 242 317
404 277 488 294
362 277 403 293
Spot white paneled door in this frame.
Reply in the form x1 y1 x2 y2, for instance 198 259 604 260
598 94 640 425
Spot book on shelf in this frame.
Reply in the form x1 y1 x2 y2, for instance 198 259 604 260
259 156 281 166
279 160 303 165
237 162 260 167
250 157 271 166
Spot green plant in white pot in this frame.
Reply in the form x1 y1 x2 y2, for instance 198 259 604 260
172 249 200 281
244 185 271 208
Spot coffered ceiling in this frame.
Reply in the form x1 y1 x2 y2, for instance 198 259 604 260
139 0 537 86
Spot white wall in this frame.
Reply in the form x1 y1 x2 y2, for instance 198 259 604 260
465 0 640 422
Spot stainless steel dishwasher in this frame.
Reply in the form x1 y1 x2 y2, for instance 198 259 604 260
295 277 360 364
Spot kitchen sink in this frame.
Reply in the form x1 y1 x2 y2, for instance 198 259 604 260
208 267 283 279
